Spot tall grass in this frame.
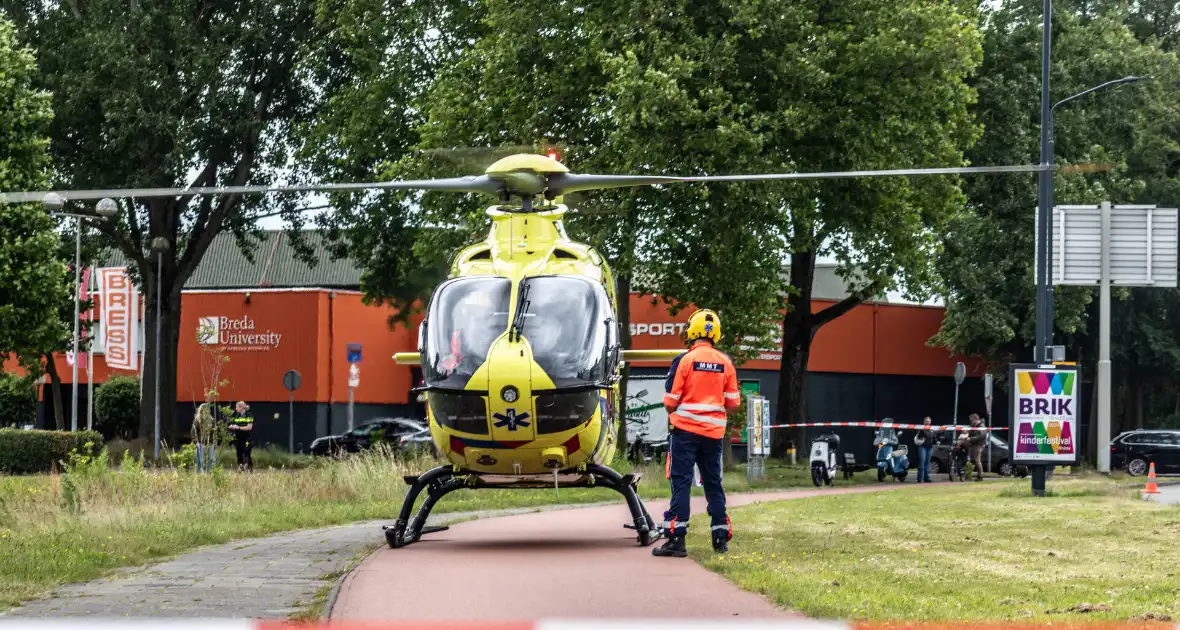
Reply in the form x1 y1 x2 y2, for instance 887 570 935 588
0 448 848 610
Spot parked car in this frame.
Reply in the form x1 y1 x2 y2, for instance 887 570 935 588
1111 429 1180 475
927 430 1026 477
397 427 440 459
310 417 427 457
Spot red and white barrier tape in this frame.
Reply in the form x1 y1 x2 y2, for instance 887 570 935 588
763 422 1007 431
1 621 1176 630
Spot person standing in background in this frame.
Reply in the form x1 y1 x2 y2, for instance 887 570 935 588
228 401 254 472
966 413 986 481
914 416 934 483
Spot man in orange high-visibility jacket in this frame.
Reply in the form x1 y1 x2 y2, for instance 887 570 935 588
653 309 741 558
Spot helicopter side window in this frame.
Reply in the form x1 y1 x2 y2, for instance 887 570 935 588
518 276 612 389
424 276 512 389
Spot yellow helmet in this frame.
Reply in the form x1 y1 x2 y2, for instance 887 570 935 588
684 309 722 344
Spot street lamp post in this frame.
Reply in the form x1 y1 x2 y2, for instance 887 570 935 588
1034 62 1151 491
41 195 118 432
150 237 169 460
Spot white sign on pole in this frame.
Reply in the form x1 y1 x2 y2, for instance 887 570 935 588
1034 203 1178 473
348 363 360 388
1036 205 1179 287
748 396 767 457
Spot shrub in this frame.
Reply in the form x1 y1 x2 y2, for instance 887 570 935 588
95 376 140 440
0 429 103 474
0 372 36 428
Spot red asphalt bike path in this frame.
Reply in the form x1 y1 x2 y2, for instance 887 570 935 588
330 485 909 621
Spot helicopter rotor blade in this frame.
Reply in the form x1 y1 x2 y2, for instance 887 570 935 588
547 164 1049 196
0 175 503 204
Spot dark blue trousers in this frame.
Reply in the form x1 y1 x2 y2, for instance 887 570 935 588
664 428 727 535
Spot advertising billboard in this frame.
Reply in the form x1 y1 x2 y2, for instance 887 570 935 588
1008 363 1081 466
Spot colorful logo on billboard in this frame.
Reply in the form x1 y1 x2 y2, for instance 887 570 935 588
1017 370 1075 396
1013 369 1077 458
1016 421 1075 455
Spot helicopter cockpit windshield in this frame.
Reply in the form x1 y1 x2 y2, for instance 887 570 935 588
517 276 616 389
424 276 512 389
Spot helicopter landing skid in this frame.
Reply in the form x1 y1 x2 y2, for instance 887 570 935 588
382 463 660 548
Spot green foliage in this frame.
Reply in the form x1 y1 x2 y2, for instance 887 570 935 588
0 372 36 428
308 0 982 377
0 429 103 474
94 376 141 440
0 0 375 440
934 2 1180 364
0 17 70 366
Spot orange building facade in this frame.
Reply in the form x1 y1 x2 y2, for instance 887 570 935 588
15 286 994 452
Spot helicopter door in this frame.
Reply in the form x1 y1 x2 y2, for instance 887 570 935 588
422 276 512 391
515 276 612 390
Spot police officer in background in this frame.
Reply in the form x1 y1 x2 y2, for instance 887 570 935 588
653 309 741 558
228 401 254 472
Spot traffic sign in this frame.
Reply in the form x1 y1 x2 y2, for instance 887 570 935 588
283 369 301 392
953 362 967 385
348 363 360 388
347 343 362 364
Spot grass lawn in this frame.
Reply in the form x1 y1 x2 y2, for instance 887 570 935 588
693 474 1180 622
0 450 851 610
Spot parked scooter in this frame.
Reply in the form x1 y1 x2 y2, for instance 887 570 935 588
810 433 840 487
874 424 910 482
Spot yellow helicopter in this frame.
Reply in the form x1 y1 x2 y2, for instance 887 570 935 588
0 151 1044 549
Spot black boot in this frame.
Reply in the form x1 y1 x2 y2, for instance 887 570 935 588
712 528 729 553
652 532 687 558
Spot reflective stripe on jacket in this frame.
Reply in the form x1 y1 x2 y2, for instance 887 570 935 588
662 341 740 439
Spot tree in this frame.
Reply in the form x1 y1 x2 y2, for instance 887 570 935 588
587 0 985 452
0 0 398 440
95 376 140 440
0 371 36 428
934 2 1180 366
0 16 73 428
309 0 786 456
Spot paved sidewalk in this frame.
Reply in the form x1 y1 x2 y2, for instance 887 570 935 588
332 485 905 621
1 506 574 619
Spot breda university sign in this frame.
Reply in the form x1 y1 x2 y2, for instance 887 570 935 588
197 315 282 351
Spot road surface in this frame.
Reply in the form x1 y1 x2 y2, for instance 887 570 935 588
330 486 901 621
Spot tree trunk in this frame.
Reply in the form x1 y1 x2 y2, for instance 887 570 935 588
43 352 65 430
139 282 182 450
616 272 633 461
1135 382 1145 430
772 251 817 456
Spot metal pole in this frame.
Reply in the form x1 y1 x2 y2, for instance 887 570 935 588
71 217 81 432
289 391 294 453
948 382 958 481
348 386 355 432
87 349 93 431
1097 201 1112 473
1030 0 1054 497
1034 0 1053 367
153 253 162 461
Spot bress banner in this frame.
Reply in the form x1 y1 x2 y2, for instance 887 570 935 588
1008 363 1081 466
96 267 139 371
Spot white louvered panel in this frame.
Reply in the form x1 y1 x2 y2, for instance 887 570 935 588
1036 206 1100 285
1036 205 1178 287
1110 207 1179 287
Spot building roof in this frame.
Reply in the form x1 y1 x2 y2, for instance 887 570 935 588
103 229 897 302
103 230 363 289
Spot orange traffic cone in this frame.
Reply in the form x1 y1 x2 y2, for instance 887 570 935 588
1143 462 1160 494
